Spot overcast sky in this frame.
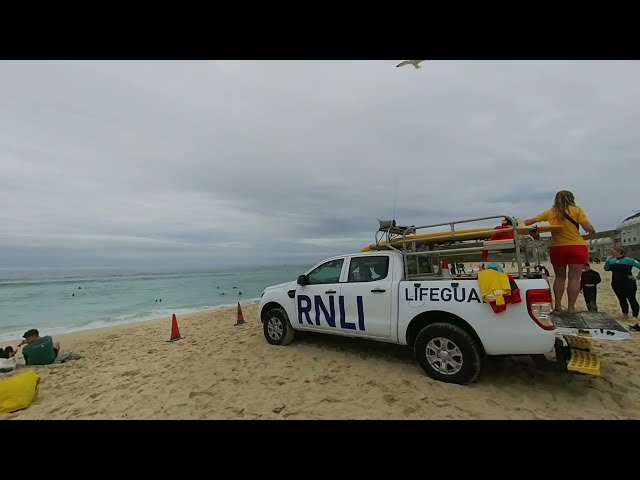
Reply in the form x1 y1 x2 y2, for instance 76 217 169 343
1 60 638 270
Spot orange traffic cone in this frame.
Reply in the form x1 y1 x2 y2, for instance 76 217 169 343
167 314 183 342
235 303 245 326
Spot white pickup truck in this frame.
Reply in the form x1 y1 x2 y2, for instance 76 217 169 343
259 217 630 385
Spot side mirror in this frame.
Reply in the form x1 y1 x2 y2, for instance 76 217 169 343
297 275 309 286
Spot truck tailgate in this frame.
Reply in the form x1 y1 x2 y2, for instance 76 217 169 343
553 311 631 340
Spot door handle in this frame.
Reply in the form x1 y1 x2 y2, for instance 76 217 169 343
325 290 337 294
371 289 386 293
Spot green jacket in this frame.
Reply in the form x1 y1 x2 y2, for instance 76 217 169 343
22 336 57 366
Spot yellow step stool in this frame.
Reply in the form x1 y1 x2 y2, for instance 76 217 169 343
566 350 601 376
563 335 595 353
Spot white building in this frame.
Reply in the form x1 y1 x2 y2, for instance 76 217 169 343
588 237 615 260
617 212 640 249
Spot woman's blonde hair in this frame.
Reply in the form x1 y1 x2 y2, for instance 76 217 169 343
553 190 576 218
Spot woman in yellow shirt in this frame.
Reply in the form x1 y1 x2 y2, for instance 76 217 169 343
525 191 596 313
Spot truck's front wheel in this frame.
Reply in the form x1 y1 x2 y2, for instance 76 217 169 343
414 323 482 385
263 308 296 346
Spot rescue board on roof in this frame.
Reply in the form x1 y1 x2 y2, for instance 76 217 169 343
361 225 562 252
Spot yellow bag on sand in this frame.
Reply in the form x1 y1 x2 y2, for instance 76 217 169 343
0 370 40 414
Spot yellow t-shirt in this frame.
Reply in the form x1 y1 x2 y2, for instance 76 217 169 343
534 205 589 247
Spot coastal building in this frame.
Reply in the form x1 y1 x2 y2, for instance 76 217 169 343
580 211 640 260
587 236 616 261
617 212 640 257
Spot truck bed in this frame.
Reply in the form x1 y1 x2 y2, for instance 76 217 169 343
553 311 631 340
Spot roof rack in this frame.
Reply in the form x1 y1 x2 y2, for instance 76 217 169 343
368 215 548 280
375 219 416 246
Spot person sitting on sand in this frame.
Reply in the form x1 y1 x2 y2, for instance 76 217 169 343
0 346 18 373
20 329 61 366
0 346 17 359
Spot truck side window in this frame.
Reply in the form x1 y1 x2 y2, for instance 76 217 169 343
406 256 433 276
307 259 344 285
348 256 389 283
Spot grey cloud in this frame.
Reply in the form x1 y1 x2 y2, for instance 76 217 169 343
1 60 639 269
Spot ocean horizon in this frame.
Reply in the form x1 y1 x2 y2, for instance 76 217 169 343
0 265 309 342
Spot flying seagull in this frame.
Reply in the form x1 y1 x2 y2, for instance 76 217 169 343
396 60 427 69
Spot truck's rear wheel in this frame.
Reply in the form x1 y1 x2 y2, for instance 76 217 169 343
414 323 482 385
263 308 296 346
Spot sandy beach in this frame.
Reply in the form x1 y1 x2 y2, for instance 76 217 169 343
2 262 639 420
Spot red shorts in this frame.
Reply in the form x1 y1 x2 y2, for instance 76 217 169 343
550 245 589 267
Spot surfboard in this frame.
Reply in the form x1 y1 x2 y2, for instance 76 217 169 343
361 225 561 252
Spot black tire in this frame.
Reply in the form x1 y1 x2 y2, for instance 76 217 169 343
263 308 296 346
414 323 482 385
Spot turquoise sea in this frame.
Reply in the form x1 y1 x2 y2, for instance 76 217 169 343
0 266 306 342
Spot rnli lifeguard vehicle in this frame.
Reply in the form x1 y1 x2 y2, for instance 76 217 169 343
259 215 629 385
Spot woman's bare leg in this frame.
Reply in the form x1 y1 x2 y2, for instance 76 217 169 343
566 264 583 313
552 265 567 312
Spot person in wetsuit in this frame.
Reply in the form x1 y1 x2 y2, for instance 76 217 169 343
580 263 601 312
604 246 640 331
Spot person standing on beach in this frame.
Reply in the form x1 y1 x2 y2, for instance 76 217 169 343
580 263 601 312
604 246 640 331
524 191 596 313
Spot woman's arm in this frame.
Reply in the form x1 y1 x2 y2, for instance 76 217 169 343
604 258 612 271
525 209 549 227
577 208 596 235
581 221 596 235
